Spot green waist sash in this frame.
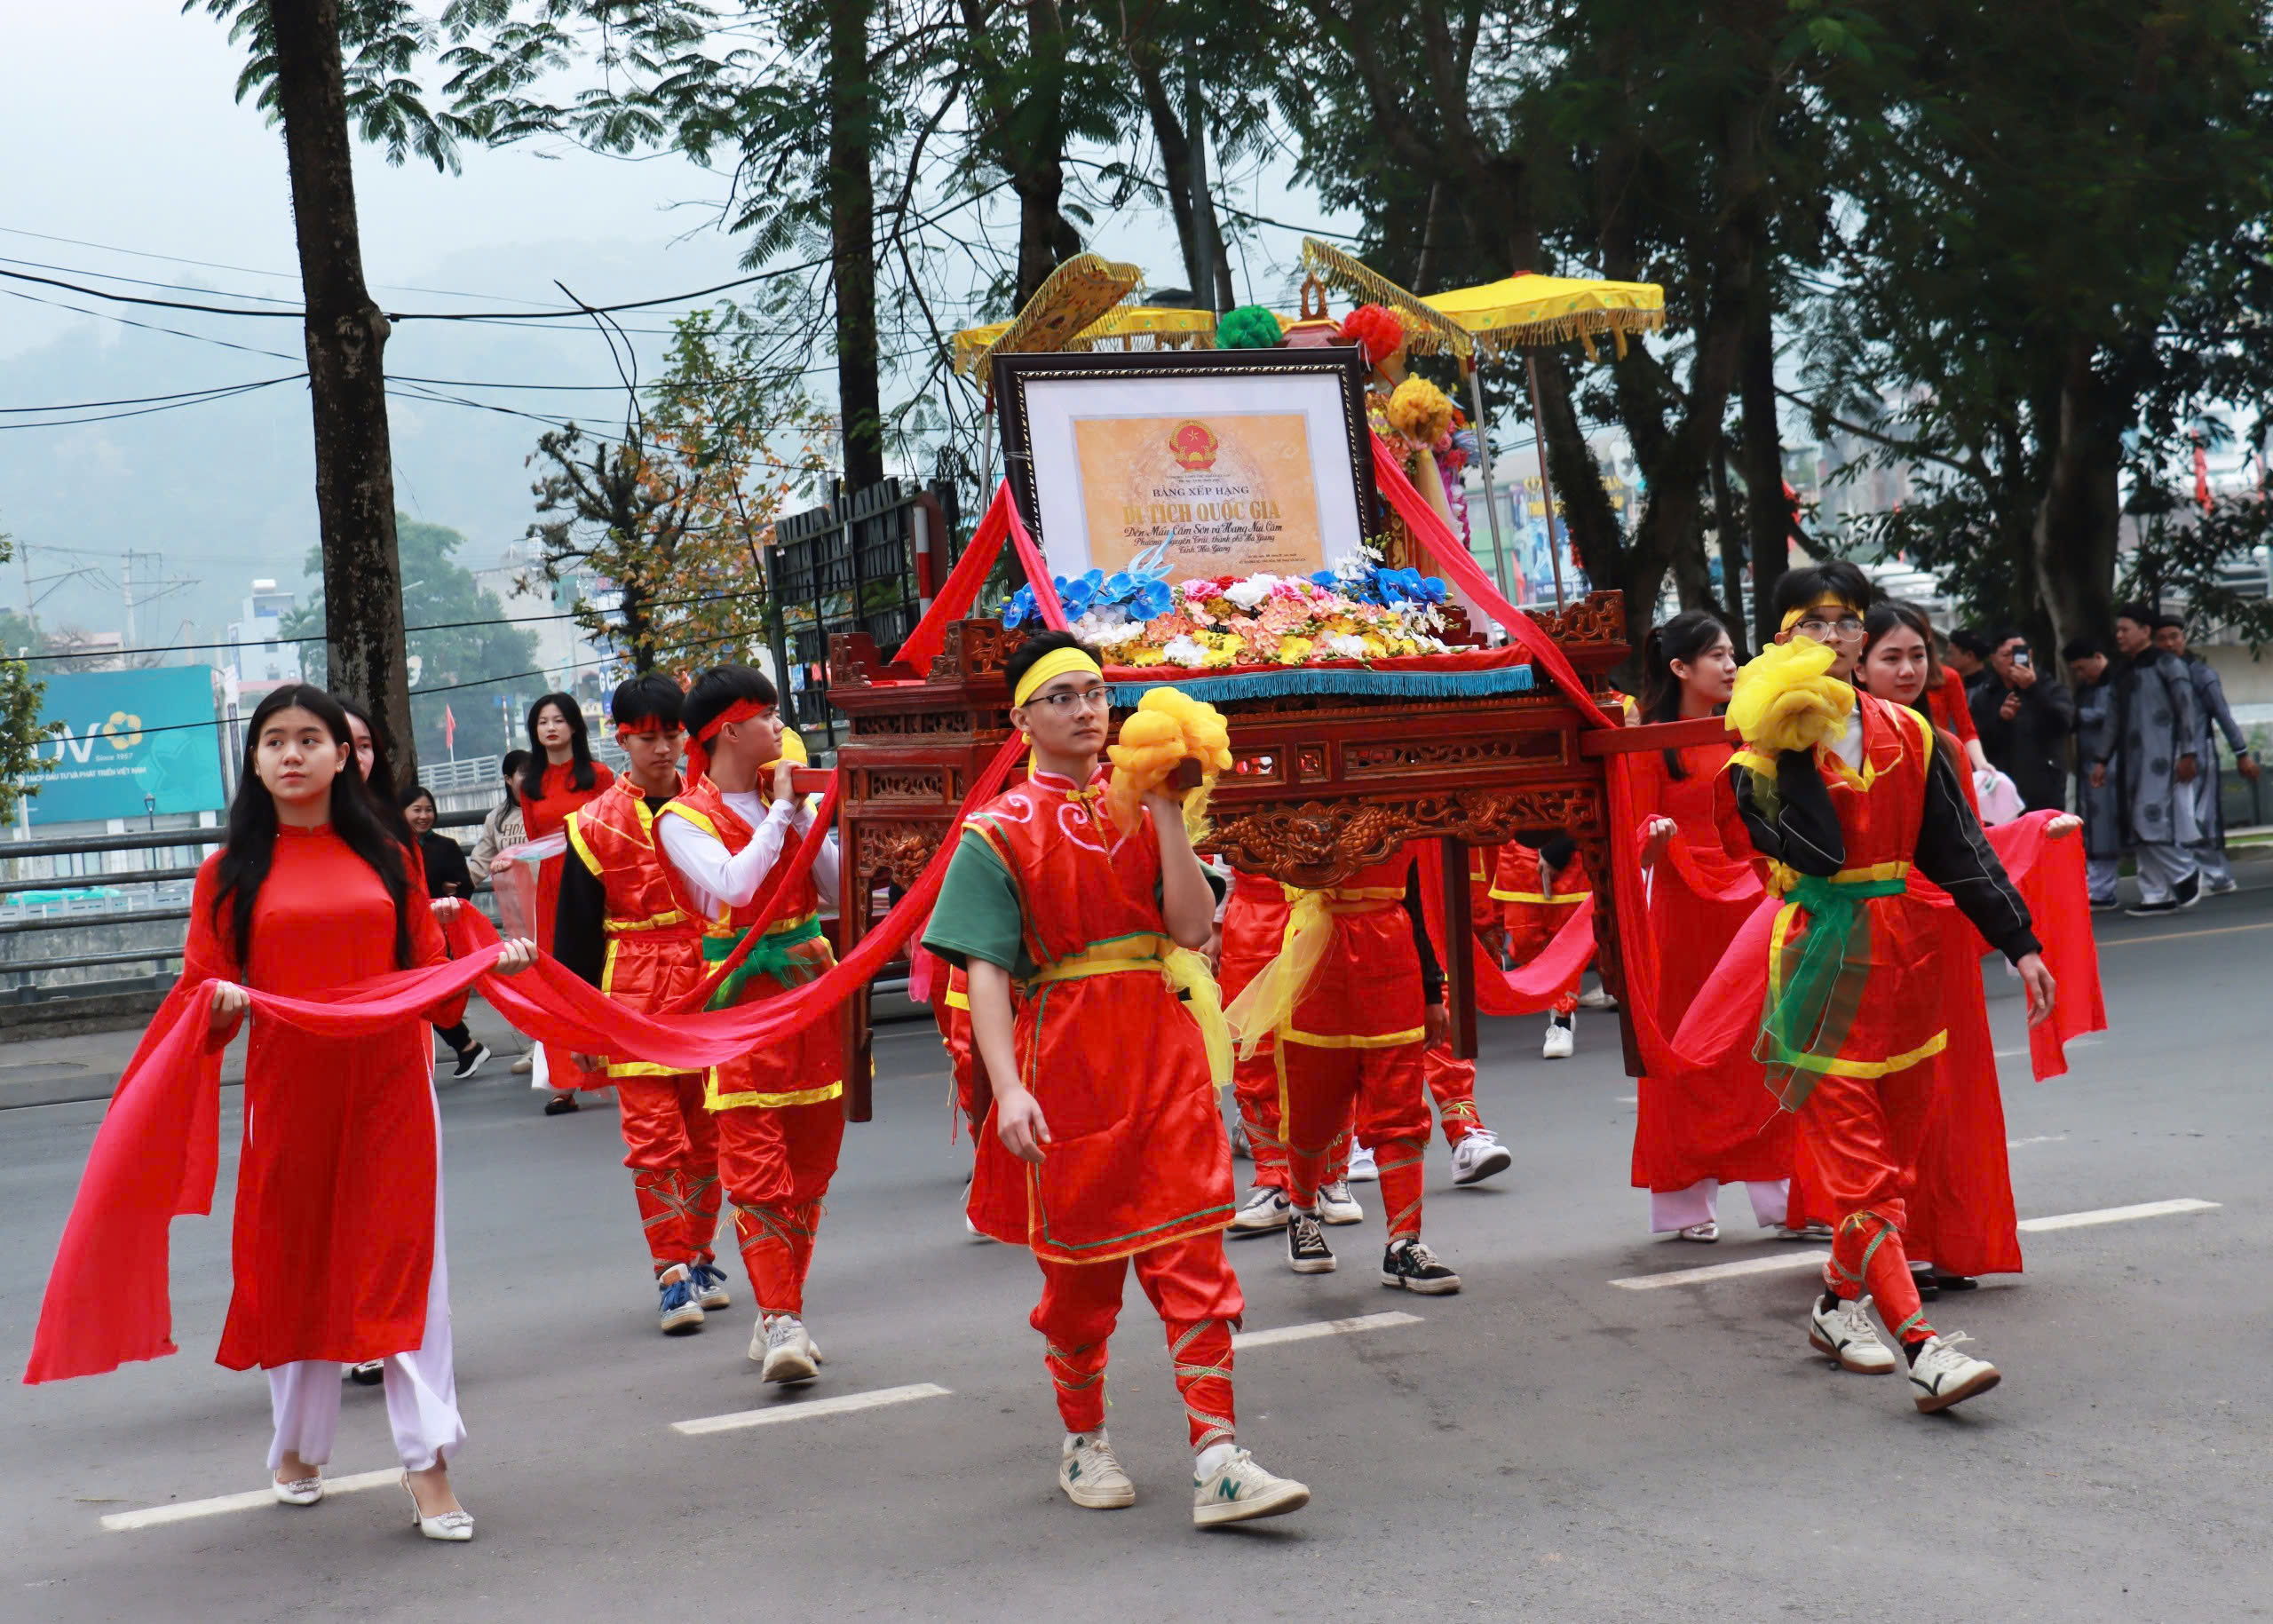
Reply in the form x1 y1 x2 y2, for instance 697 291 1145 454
1755 872 1908 1110
702 915 827 1011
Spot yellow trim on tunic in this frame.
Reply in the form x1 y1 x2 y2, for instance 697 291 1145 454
1487 886 1588 905
1763 890 1946 1081
943 987 970 1011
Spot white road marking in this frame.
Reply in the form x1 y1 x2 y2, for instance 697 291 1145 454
1611 1251 1831 1290
101 1468 400 1532
2016 1198 2221 1232
2008 1134 2069 1148
672 1382 951 1437
1994 1037 2100 1060
1231 1311 1422 1351
1612 1197 2220 1288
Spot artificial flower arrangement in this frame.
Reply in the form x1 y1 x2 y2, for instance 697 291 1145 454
1002 544 1456 670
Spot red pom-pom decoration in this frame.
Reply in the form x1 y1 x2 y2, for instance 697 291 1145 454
1334 303 1408 367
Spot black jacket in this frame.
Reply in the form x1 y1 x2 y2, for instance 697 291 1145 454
1969 671 2076 812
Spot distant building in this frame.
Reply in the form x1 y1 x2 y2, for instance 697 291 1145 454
38 630 125 670
225 579 303 687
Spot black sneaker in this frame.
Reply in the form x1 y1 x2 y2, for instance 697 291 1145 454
348 1359 384 1386
1287 1209 1336 1274
2175 871 2203 909
450 1042 493 1080
1381 1238 1461 1295
543 1091 580 1116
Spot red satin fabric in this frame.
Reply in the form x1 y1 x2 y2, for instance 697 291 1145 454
1411 842 1600 1018
1625 744 1794 1193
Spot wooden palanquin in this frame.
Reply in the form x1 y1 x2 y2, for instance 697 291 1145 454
823 592 1661 1118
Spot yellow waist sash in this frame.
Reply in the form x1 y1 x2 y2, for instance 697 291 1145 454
1027 932 1231 1089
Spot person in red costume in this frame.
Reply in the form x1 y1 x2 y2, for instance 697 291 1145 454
519 692 615 1115
1723 563 2055 1414
923 631 1309 1527
188 685 537 1538
1416 844 1514 1184
1628 610 1797 1242
553 674 733 1336
1490 836 1589 1057
656 665 844 1387
1223 856 1463 1291
1849 601 2085 1297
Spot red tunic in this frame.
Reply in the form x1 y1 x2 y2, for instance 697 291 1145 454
1928 668 1977 748
958 771 1233 1263
1628 742 1794 1192
523 759 614 1087
184 826 463 1369
1490 843 1589 961
564 776 706 1074
658 775 842 1110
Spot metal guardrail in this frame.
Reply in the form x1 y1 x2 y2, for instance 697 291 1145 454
0 812 491 999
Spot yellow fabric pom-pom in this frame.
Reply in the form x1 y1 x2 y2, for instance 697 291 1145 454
1106 687 1234 838
1385 376 1455 445
1726 637 1856 757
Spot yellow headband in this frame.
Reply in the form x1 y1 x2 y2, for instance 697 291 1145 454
1780 595 1863 633
1012 646 1105 708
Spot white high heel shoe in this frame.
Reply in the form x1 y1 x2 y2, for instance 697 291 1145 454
273 1473 323 1507
401 1473 474 1541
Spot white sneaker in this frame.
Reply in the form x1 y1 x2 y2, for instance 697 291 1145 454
1316 1179 1364 1225
1907 1332 2000 1413
2206 875 2239 896
1675 1221 1720 1243
1449 1128 1512 1186
1576 985 1618 1010
1541 1016 1575 1059
1345 1143 1379 1183
753 1313 820 1384
1058 1432 1136 1509
1228 1184 1291 1235
1192 1447 1310 1527
1808 1294 1897 1374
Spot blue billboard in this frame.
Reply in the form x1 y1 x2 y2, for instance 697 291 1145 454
25 668 228 827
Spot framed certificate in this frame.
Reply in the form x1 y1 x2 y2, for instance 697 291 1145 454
992 346 1378 580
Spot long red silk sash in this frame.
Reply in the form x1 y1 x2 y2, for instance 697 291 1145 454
1412 841 1600 1017
28 736 1029 1385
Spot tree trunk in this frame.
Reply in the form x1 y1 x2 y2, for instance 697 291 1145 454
828 0 883 490
1133 58 1204 297
269 0 413 778
1738 282 1785 652
1011 0 1079 304
2032 337 2124 654
1708 432 1751 658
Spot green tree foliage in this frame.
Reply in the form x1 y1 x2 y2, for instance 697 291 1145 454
289 518 540 761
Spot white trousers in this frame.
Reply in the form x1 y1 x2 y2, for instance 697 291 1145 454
2133 841 2198 906
2085 855 2120 906
265 1092 463 1474
1651 1177 1790 1233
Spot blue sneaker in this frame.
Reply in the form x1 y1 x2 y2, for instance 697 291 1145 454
657 1267 704 1335
689 1262 733 1311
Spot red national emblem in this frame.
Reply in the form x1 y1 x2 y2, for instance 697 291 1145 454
1168 419 1219 471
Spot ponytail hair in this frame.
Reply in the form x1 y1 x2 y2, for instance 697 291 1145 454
1639 608 1730 780
212 685 414 971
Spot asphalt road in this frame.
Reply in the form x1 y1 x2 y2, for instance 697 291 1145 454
2 869 2267 1621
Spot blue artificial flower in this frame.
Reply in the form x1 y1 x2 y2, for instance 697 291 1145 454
1418 575 1449 604
1310 569 1340 590
1131 579 1175 619
1082 569 1106 590
1101 571 1138 605
1057 574 1096 617
1004 585 1037 628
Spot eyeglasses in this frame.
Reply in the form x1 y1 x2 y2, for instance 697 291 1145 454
1794 616 1868 642
1024 684 1112 714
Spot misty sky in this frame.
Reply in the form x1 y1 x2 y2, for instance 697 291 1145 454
0 2 1347 646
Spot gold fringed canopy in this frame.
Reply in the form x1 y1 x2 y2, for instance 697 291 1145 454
1298 238 1473 360
1422 274 1666 361
950 303 1215 377
949 253 1162 379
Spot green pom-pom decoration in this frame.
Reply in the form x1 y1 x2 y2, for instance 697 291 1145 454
1214 305 1284 350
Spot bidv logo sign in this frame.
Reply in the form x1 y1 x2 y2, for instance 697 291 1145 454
49 709 145 765
28 670 224 826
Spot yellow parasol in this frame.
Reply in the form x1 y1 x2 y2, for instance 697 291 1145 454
1298 238 1472 360
951 253 1143 383
1423 273 1666 362
949 303 1216 378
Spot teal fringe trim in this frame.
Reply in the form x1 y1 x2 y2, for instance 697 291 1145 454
1107 663 1534 704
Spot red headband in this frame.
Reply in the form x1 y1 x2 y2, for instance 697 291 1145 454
683 698 770 787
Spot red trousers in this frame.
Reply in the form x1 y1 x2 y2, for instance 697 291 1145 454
1032 1232 1244 1450
1796 1067 1943 1342
1422 1044 1484 1145
1239 1039 1485 1185
717 1095 846 1316
617 1072 723 1273
1281 1039 1431 1240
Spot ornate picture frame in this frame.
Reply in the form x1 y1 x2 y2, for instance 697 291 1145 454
992 345 1379 581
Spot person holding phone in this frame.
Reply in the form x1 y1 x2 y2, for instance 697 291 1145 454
1969 632 2075 812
